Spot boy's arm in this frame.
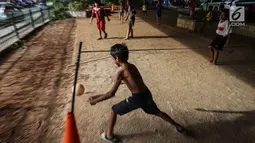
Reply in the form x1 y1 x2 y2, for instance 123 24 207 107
90 9 94 24
90 16 93 24
89 71 123 105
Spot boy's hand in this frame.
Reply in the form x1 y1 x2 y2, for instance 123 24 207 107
89 99 97 105
88 94 105 105
88 96 98 105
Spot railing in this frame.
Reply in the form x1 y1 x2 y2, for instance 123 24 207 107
0 7 52 52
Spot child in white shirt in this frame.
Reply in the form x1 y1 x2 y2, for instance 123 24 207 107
208 11 232 65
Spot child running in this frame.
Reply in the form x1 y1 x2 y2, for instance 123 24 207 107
90 1 110 40
124 3 136 40
119 3 124 23
88 44 187 143
156 0 162 25
208 10 232 65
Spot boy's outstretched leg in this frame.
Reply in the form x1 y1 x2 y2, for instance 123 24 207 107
155 111 187 133
106 110 117 139
213 50 219 65
208 46 214 63
130 28 133 38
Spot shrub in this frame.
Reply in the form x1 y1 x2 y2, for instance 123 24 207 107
51 1 71 21
68 1 88 11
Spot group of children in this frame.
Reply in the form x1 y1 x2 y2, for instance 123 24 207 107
88 1 188 143
90 0 163 40
87 4 232 142
191 4 232 65
90 1 136 40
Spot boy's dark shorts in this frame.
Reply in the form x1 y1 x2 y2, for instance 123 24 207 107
210 34 228 51
156 9 161 17
120 11 124 17
112 90 160 115
128 20 134 27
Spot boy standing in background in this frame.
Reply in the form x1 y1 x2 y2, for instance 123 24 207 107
90 1 110 40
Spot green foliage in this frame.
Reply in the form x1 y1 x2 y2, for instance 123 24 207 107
47 0 57 3
53 1 64 10
68 1 89 11
104 0 118 5
51 1 71 21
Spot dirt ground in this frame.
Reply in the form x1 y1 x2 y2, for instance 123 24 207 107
0 13 255 143
74 14 255 143
0 19 75 143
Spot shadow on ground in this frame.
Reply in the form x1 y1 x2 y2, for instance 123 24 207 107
112 109 255 142
190 109 255 142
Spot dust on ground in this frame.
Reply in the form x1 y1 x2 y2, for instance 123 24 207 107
0 19 75 143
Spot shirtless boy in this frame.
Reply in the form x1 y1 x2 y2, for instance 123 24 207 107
88 44 187 142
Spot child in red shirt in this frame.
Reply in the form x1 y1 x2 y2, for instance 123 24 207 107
90 1 110 40
189 0 195 18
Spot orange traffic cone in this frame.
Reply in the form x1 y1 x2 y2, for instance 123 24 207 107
64 112 80 143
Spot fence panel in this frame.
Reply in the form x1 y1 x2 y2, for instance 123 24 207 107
0 7 52 52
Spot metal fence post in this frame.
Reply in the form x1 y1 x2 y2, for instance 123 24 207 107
11 13 19 39
47 7 51 20
40 8 45 23
29 9 35 29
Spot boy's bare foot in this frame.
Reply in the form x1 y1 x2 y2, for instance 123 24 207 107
209 60 213 63
130 36 134 38
124 37 129 40
210 61 217 65
97 37 102 40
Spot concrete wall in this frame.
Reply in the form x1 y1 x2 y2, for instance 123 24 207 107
177 16 255 38
233 25 255 38
177 16 196 31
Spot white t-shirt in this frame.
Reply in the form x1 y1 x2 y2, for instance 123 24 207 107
216 20 232 37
